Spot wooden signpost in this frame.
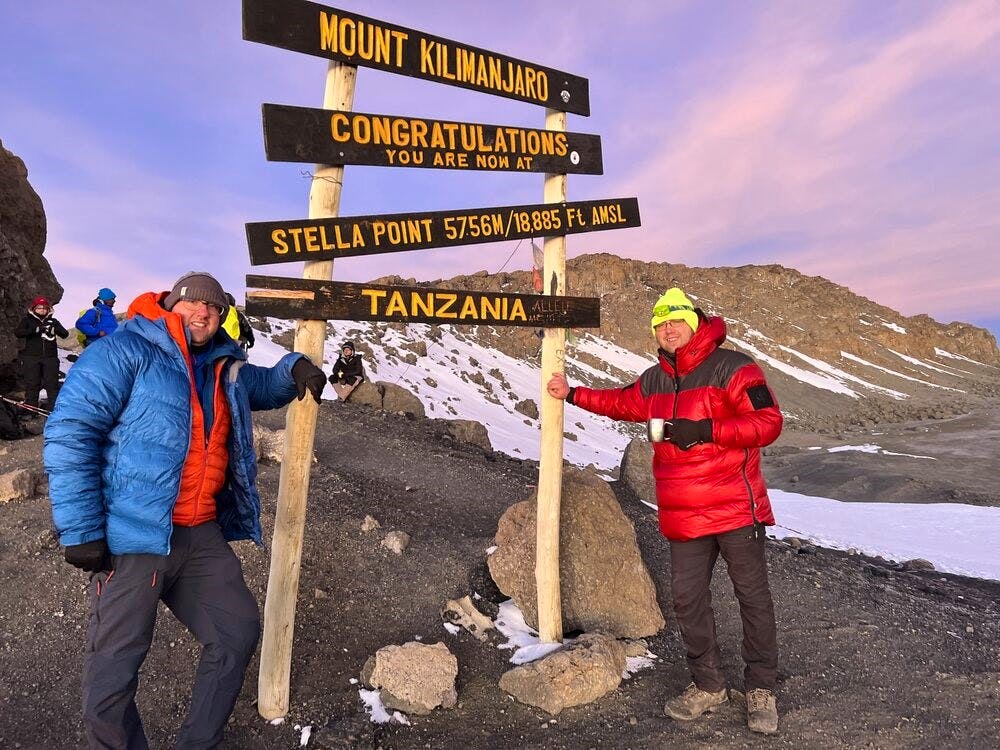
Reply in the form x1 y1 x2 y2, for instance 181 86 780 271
243 0 590 115
262 104 603 174
246 198 640 265
242 0 640 719
245 275 600 328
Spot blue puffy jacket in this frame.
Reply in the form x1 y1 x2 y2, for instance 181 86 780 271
75 301 119 345
45 295 303 555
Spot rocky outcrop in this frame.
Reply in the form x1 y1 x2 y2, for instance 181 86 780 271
0 141 61 389
488 467 665 638
499 634 626 715
360 641 458 715
344 380 425 418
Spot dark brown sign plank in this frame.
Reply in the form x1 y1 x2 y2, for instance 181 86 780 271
245 275 600 328
243 0 590 116
246 198 640 266
262 104 603 175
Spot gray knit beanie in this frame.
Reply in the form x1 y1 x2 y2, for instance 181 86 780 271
163 271 228 318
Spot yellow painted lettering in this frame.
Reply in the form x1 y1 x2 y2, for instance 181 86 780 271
361 289 386 315
437 293 457 318
509 299 527 321
271 229 288 255
459 295 478 319
331 113 350 142
385 291 408 316
411 292 433 317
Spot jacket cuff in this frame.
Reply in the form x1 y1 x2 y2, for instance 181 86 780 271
566 387 577 405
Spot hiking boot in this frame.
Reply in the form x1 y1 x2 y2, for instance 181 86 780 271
664 682 728 721
746 688 778 734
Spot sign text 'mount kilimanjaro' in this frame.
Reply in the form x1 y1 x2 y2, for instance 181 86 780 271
262 104 603 175
242 0 590 116
245 275 601 329
246 198 640 265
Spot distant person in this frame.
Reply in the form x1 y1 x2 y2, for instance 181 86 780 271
75 287 118 346
44 271 327 748
547 287 784 735
329 340 365 402
15 296 68 414
222 292 255 352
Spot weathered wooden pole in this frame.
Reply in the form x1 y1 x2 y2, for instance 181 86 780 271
257 60 357 720
535 108 568 643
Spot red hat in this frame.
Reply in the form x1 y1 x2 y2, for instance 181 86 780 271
31 296 50 308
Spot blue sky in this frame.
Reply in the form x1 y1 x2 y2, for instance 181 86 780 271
2 1 998 339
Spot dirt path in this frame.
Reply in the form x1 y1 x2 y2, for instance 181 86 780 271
1 404 998 748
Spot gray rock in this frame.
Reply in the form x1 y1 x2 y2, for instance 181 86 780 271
381 531 411 555
0 469 35 504
488 467 665 638
499 633 626 715
619 438 656 508
252 425 285 463
348 381 383 409
444 419 492 451
901 558 935 572
361 515 381 533
514 399 539 420
379 382 425 418
361 641 458 715
403 341 427 357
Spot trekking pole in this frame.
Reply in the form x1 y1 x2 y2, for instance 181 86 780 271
0 395 52 417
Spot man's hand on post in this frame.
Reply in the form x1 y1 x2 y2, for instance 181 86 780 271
292 358 327 403
667 418 713 450
546 372 571 400
64 539 110 572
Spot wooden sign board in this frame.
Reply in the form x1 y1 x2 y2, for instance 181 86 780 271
243 0 590 116
262 104 603 174
246 198 640 266
245 275 601 328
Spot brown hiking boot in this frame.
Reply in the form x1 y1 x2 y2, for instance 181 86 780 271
664 682 728 721
746 688 778 734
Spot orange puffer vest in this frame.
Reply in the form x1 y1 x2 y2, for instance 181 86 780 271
127 292 231 527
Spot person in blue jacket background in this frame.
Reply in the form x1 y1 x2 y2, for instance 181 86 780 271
45 271 328 749
75 287 120 346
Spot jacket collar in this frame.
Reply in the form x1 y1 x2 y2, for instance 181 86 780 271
124 291 244 363
657 314 727 377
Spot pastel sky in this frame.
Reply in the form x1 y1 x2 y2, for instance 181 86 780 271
2 1 998 338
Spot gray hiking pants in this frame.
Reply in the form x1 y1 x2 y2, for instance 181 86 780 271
82 522 261 750
669 523 778 692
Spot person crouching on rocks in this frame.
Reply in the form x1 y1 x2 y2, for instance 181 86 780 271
15 296 68 413
329 340 365 403
546 287 784 735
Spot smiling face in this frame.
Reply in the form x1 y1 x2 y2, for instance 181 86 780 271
655 318 695 354
173 299 222 345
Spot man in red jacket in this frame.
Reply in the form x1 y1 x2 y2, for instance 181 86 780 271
547 287 783 735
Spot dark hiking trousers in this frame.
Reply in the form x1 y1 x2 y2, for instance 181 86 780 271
21 354 60 409
83 522 261 750
669 523 777 692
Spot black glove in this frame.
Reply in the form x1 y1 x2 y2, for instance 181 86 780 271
668 418 713 450
65 539 110 572
292 358 326 403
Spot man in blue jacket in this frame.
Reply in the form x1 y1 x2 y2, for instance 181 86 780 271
45 271 327 749
75 287 120 346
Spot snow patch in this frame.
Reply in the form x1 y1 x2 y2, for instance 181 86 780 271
494 600 565 664
841 352 963 392
881 321 907 334
359 689 411 725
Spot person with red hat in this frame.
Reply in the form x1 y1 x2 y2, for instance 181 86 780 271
15 296 68 413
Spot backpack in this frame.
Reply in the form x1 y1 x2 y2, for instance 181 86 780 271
76 306 101 347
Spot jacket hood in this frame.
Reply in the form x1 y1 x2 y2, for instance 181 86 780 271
658 313 727 376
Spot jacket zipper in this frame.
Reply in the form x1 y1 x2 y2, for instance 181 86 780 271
741 448 758 526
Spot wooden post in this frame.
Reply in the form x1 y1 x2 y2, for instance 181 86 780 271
535 108 567 643
257 60 357 720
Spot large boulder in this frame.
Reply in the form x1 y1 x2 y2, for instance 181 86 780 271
360 641 458 715
0 141 61 390
620 437 656 508
347 381 383 408
379 381 425 417
444 419 492 451
0 469 35 504
499 633 625 714
488 467 665 638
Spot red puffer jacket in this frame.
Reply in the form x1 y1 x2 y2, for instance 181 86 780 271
571 315 783 541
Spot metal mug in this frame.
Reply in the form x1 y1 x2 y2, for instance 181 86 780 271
647 418 670 443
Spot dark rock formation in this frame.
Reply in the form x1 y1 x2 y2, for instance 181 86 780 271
1 140 60 389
